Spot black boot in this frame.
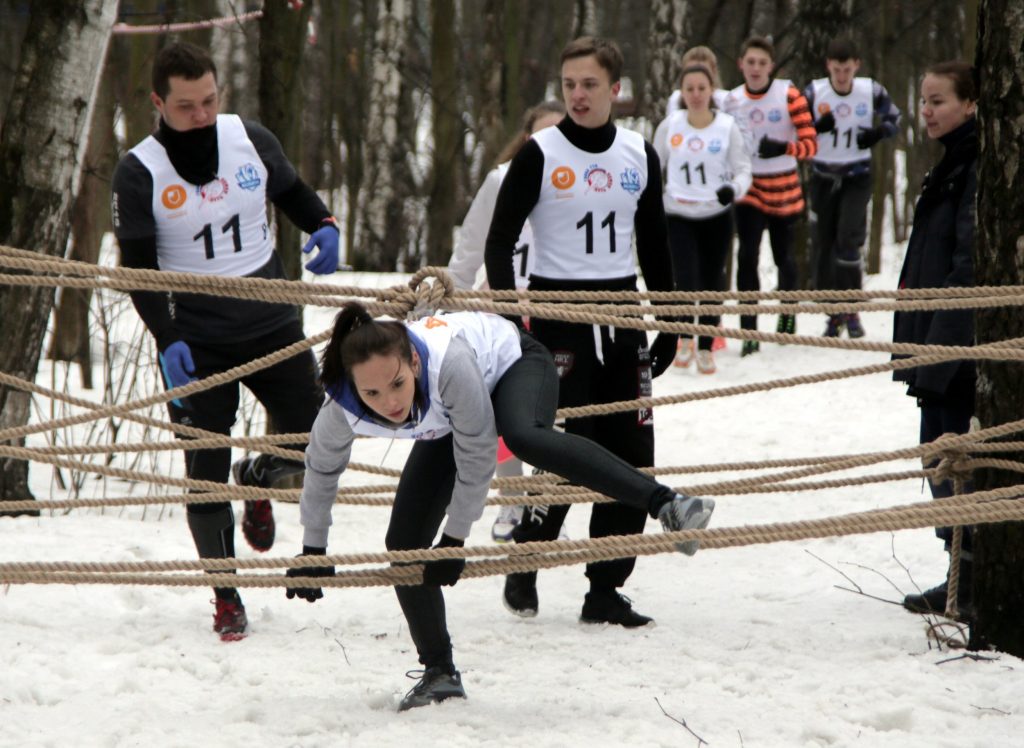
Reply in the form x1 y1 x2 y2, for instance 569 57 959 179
903 557 972 621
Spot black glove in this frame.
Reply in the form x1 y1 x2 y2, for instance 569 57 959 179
422 534 466 587
757 136 789 159
715 185 735 206
285 546 335 602
856 125 883 149
814 111 835 134
649 332 678 379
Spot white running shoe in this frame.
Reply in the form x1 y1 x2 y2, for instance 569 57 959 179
658 494 716 555
673 338 695 368
695 349 716 375
491 504 524 543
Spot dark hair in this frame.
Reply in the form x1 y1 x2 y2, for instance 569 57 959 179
826 38 859 62
926 60 977 102
495 100 566 164
152 42 218 100
561 36 624 83
740 35 775 60
320 301 414 391
678 65 718 109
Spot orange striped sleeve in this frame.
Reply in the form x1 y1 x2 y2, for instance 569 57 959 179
785 84 818 160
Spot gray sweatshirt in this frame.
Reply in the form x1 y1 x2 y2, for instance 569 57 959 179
300 336 499 548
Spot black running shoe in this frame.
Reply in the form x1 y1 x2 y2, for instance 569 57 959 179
502 571 538 618
398 666 467 711
213 592 248 641
845 313 866 339
232 454 305 489
580 590 653 627
776 313 796 335
741 340 760 357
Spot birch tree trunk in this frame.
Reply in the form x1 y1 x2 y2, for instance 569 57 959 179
641 0 689 126
968 0 1024 657
0 0 118 510
356 0 413 271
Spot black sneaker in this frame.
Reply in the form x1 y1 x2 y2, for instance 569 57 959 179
398 666 467 711
824 315 844 338
213 591 248 642
845 313 866 339
232 454 305 489
741 340 760 357
776 313 796 336
580 590 653 627
903 573 973 622
502 571 538 618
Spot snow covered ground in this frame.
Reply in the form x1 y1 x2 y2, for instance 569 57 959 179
2 243 1021 748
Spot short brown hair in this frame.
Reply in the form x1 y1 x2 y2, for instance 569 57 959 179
152 42 217 100
561 36 624 83
826 38 859 62
926 60 977 102
739 35 775 61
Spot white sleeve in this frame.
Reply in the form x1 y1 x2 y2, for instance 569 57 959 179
448 168 502 290
727 124 753 199
652 118 670 174
299 400 355 548
665 90 682 116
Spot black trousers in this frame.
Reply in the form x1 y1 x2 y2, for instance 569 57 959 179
919 388 976 552
667 211 733 350
387 333 673 668
167 319 323 519
810 172 871 293
514 317 656 590
734 203 798 330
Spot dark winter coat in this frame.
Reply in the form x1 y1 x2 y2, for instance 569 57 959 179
893 118 978 402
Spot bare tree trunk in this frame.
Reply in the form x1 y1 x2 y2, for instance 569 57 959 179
259 0 314 281
48 65 118 389
968 0 1024 658
0 0 118 511
573 0 597 38
356 0 414 271
426 0 462 266
641 0 689 126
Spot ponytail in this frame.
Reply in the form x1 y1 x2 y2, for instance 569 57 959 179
320 301 413 390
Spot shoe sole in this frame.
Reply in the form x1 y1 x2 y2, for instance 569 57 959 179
219 630 248 642
579 615 655 628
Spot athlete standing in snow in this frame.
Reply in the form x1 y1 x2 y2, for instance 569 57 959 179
112 42 337 639
485 36 682 627
288 303 713 709
723 36 817 352
804 38 900 339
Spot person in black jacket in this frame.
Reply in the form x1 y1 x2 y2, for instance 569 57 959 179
112 42 338 640
892 61 977 619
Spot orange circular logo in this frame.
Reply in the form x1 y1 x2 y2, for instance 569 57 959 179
818 103 831 114
670 133 684 147
551 166 576 190
161 184 187 210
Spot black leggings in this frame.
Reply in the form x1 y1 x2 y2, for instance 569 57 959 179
810 172 871 293
667 211 733 350
385 332 675 669
735 203 798 330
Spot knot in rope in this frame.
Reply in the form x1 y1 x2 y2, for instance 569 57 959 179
391 266 454 319
929 445 973 488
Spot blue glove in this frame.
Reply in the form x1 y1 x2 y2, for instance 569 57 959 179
159 341 196 407
302 218 340 275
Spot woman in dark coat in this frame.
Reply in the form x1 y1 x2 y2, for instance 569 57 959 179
893 60 978 619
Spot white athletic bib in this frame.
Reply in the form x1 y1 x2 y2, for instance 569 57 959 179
811 77 874 164
725 79 796 174
663 110 737 203
528 126 648 280
130 114 274 276
342 313 522 441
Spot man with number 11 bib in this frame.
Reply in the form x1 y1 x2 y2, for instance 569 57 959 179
112 43 338 640
486 36 707 628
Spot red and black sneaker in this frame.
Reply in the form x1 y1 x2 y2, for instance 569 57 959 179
242 499 275 553
213 594 249 642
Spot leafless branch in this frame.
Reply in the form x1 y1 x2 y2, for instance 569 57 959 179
654 697 708 746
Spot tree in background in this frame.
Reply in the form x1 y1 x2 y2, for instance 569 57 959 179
640 0 689 126
0 0 117 512
970 0 1024 657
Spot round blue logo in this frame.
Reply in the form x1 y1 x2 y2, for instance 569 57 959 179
708 139 723 154
767 108 783 123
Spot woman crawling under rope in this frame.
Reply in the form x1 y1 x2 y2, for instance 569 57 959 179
285 301 715 711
